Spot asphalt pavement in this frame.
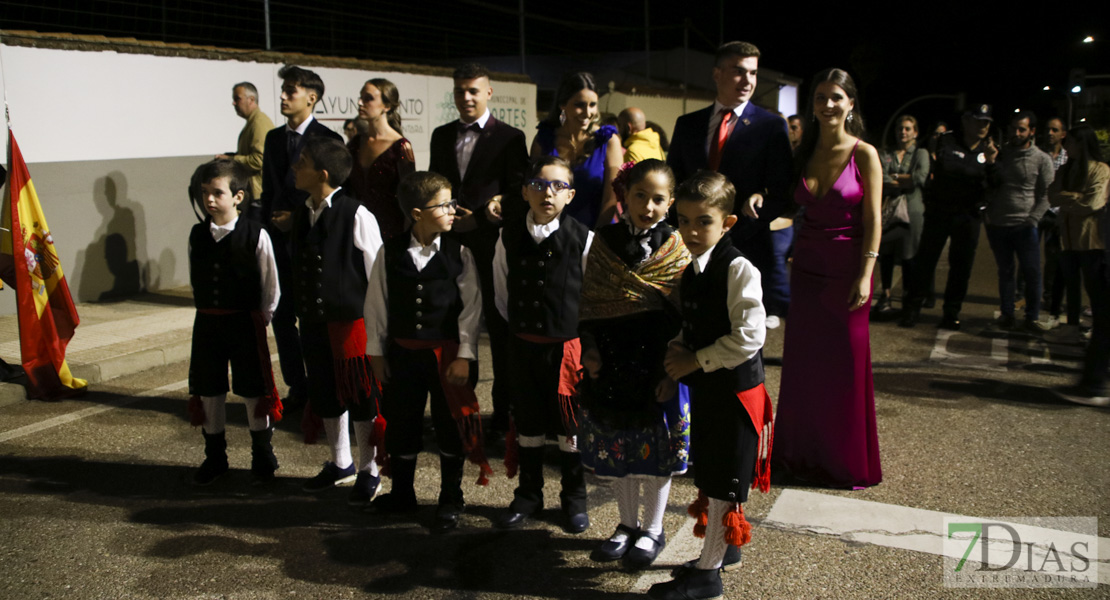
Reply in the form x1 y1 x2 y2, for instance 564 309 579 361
0 234 1107 600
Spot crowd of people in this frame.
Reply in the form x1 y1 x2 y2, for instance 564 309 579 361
191 39 1107 600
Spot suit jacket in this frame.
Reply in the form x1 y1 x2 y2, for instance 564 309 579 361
234 109 275 201
668 102 793 243
260 117 343 226
428 115 529 253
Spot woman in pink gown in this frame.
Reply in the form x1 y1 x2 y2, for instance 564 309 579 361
773 69 883 488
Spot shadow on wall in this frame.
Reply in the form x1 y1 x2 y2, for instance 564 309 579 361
73 171 151 302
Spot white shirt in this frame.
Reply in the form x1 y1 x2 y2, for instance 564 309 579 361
304 187 383 285
705 100 748 157
456 109 491 180
364 233 483 360
676 249 766 373
620 212 664 264
493 210 595 321
287 114 315 136
190 215 281 324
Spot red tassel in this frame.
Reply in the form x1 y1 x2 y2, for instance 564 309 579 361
301 400 324 444
371 415 388 471
687 490 709 539
476 462 493 486
504 419 519 479
187 395 205 427
723 503 753 546
254 393 284 423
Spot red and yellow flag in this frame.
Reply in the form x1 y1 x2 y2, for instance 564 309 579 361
0 130 86 399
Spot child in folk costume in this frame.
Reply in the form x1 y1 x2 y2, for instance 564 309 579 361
289 137 385 505
653 171 774 600
365 171 492 531
578 159 692 570
492 156 595 534
186 159 282 486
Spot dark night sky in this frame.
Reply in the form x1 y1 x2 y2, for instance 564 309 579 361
2 1 1107 141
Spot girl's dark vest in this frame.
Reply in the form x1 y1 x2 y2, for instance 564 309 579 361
189 218 263 310
679 237 764 393
502 213 588 339
384 232 464 341
291 192 368 323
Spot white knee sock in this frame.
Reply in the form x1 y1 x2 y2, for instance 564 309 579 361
242 397 271 431
201 394 227 433
696 498 730 570
517 434 545 448
635 476 672 550
352 418 379 476
323 412 353 469
615 477 641 531
557 435 577 453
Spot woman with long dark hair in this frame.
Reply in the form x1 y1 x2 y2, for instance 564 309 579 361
772 68 883 488
1049 124 1109 406
347 78 415 240
873 115 930 318
531 72 623 229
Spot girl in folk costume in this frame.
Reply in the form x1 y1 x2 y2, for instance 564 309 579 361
186 159 283 486
578 160 691 570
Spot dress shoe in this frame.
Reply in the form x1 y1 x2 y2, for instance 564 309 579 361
433 501 464 532
897 309 919 328
368 491 419 514
648 567 723 600
495 506 538 529
590 523 638 562
671 544 742 576
624 530 666 570
937 315 961 331
563 510 590 534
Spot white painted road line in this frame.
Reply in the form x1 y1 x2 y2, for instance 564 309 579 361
764 489 1108 585
0 378 189 443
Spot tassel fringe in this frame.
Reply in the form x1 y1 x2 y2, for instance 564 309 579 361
723 503 753 546
687 490 709 539
187 395 205 427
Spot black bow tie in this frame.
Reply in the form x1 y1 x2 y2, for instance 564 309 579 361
458 122 481 134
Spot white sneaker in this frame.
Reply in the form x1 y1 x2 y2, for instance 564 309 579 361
1035 316 1059 331
766 315 781 330
1053 386 1110 408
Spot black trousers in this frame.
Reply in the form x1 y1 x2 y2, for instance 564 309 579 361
507 336 577 438
908 211 981 318
188 311 266 397
382 343 477 457
269 228 307 395
298 320 373 420
1079 251 1109 396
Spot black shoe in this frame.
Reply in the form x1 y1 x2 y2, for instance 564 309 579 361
671 545 743 576
993 314 1016 331
301 461 357 493
249 428 279 485
897 309 919 328
433 501 465 532
347 471 380 506
648 567 723 600
624 530 666 570
193 430 228 486
870 296 893 320
495 506 539 529
937 315 961 331
563 510 590 534
590 523 638 562
369 491 419 514
1053 385 1110 408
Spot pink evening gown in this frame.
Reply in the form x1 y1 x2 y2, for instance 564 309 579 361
773 142 882 488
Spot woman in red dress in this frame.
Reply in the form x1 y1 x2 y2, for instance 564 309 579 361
347 78 415 240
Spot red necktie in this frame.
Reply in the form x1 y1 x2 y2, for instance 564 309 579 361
708 108 732 172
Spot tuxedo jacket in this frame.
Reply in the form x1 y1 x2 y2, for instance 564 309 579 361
260 118 344 226
668 102 793 243
428 115 529 252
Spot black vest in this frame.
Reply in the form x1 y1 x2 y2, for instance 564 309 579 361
679 237 764 392
291 192 368 323
384 232 464 341
189 218 263 310
503 213 589 339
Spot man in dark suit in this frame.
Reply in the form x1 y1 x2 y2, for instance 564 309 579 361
428 62 529 433
668 41 793 277
260 65 344 408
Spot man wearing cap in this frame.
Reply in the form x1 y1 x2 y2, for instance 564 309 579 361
900 104 998 330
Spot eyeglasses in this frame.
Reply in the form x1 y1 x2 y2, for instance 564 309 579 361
526 178 572 194
423 198 458 215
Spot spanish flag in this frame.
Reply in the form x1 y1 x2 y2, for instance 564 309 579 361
0 130 86 399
